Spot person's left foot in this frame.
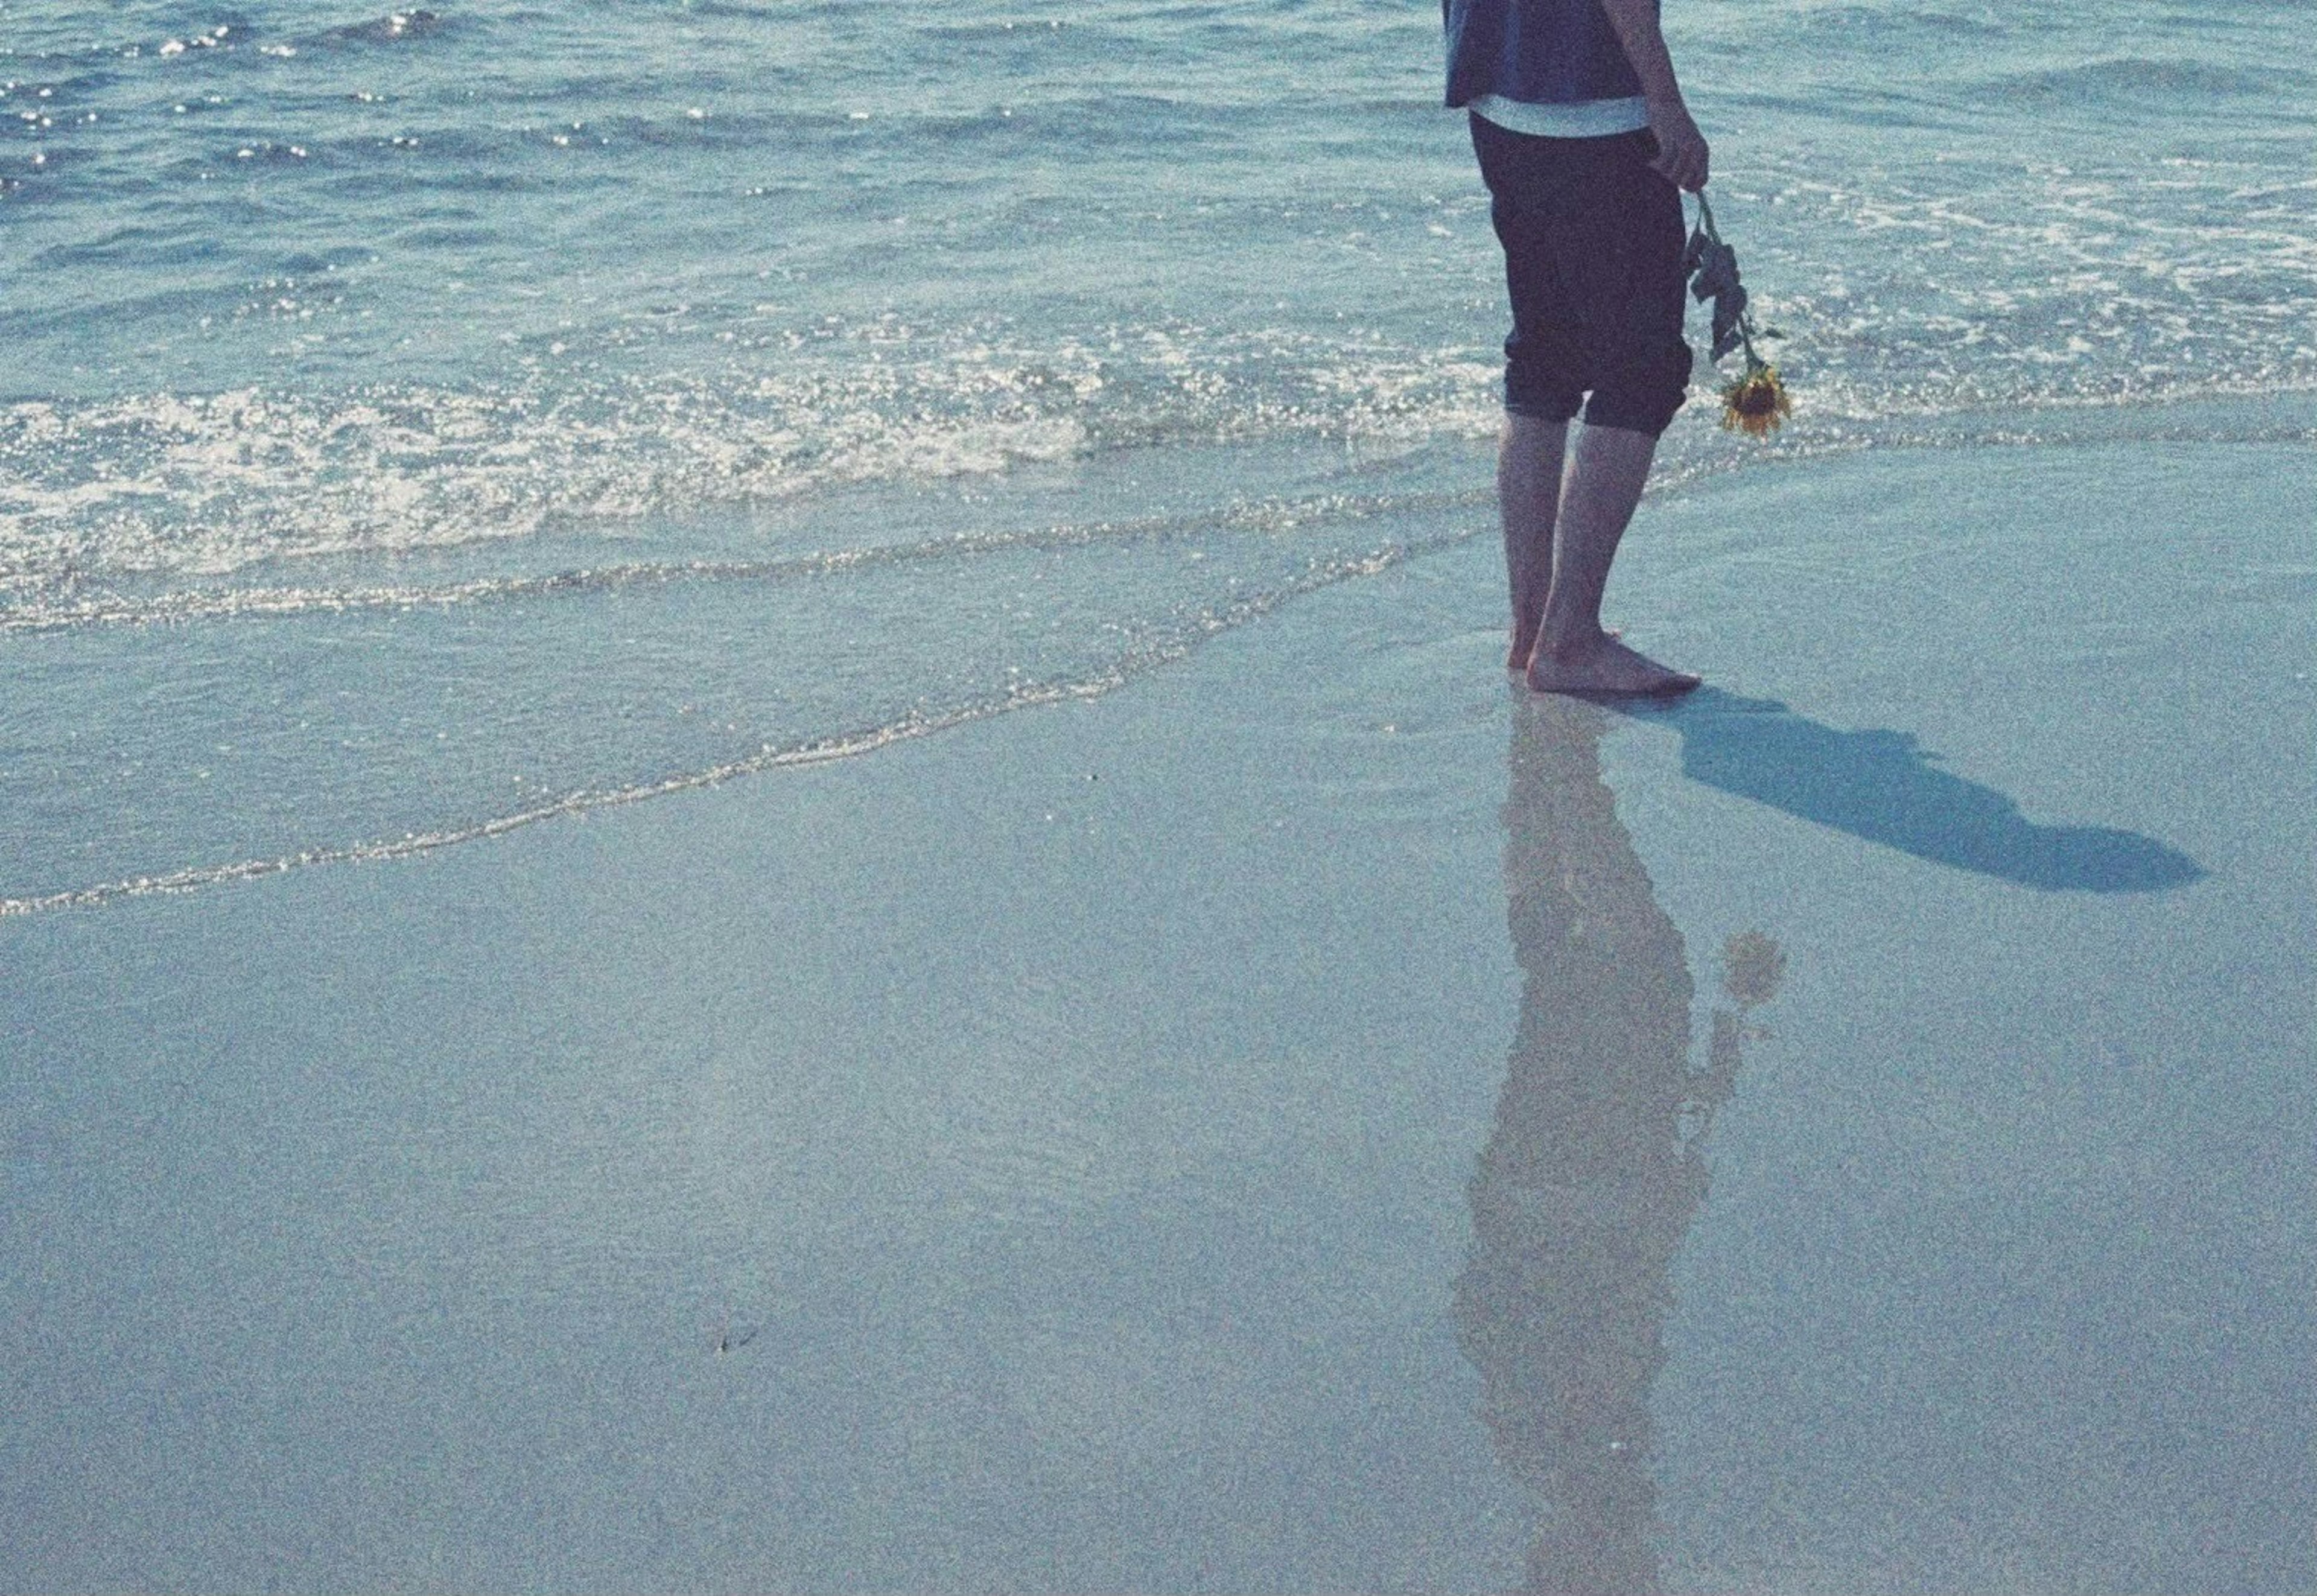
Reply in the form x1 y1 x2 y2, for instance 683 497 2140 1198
1525 632 1701 696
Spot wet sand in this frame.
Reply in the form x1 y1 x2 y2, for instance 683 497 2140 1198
4 434 2313 1592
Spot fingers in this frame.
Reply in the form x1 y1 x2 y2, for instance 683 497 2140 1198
1645 109 1709 192
1674 136 1709 192
1651 138 1708 193
1649 152 1692 191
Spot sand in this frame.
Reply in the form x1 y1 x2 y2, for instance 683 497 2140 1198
5 432 2313 1592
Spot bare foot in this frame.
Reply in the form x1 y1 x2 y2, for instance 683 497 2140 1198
1525 632 1701 696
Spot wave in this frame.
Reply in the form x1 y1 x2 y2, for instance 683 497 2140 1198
307 9 448 48
10 321 2316 602
1972 56 2310 106
0 485 1477 634
0 531 1440 917
0 347 1502 592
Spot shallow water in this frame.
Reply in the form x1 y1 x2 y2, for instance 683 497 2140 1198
4 0 2315 906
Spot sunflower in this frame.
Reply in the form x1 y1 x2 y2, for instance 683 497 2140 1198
1720 929 1787 1009
1719 364 1791 437
1686 192 1793 439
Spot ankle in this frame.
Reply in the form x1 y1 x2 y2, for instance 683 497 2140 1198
1536 623 1604 662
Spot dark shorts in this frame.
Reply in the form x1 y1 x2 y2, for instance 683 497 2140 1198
1470 113 1694 436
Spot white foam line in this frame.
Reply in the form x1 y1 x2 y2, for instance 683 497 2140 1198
0 535 1455 918
1 703 1046 917
1 487 1481 636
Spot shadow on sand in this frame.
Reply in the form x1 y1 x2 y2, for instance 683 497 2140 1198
1616 687 2205 892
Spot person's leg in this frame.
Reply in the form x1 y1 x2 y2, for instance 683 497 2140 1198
1473 115 1587 669
1501 413 1568 670
1521 129 1698 696
1525 422 1700 695
1474 118 1692 692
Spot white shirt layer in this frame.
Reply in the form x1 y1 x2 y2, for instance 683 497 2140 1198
1470 92 1650 138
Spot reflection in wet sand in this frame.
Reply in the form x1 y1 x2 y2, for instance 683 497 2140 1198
1457 695 1781 1595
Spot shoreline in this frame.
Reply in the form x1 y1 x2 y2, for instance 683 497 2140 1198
12 393 2314 921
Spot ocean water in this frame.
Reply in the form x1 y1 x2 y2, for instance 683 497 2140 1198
2 0 2314 906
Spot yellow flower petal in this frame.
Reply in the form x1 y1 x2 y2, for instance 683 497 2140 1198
1718 365 1792 438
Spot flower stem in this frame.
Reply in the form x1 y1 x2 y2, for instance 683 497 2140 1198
1693 191 1766 371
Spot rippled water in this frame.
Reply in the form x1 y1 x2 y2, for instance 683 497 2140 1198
4 0 2314 906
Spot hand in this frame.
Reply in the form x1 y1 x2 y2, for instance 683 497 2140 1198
1644 95 1709 192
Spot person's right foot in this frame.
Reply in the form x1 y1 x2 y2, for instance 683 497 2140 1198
1525 633 1701 696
